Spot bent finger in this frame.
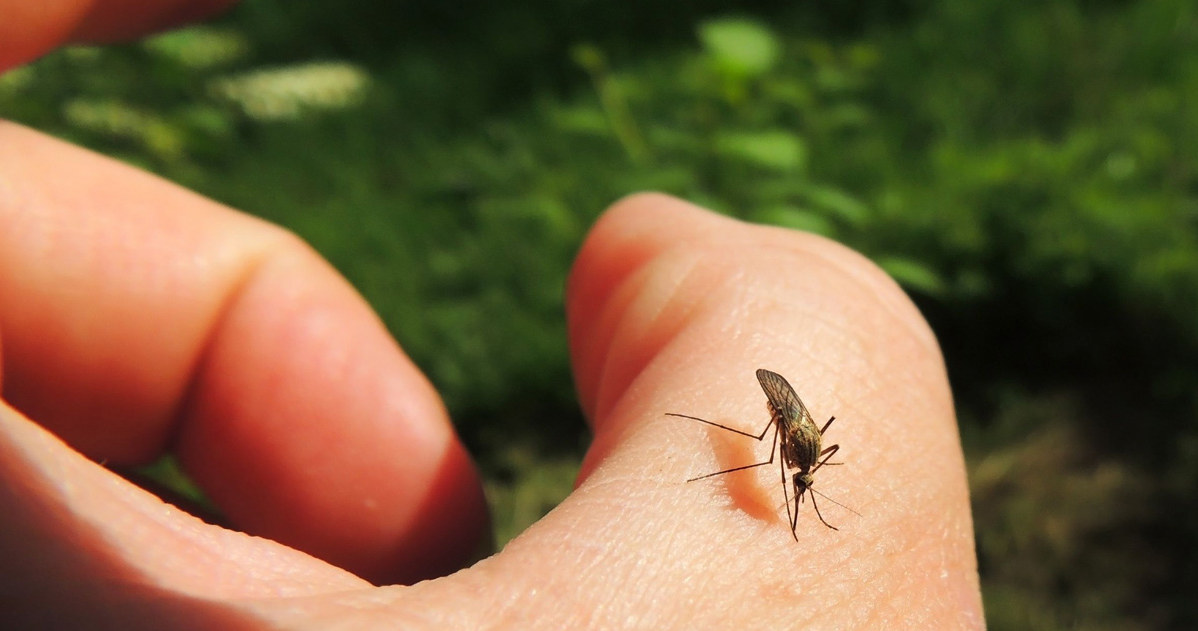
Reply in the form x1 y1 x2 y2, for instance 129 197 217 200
0 122 486 585
562 194 981 627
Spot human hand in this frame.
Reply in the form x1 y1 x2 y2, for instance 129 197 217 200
1 6 983 628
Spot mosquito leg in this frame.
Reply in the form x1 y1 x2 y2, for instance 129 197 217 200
665 413 773 441
818 415 837 435
781 447 797 541
809 489 839 530
811 443 841 474
686 423 780 482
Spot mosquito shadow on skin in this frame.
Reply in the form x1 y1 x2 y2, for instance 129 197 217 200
693 425 784 527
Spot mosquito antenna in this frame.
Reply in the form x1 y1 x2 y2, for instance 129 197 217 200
810 487 862 517
772 486 861 528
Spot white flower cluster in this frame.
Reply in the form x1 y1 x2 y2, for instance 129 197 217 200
209 61 371 121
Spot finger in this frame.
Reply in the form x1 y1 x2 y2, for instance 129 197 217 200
560 193 982 627
0 400 369 628
0 0 236 72
0 122 487 585
264 194 981 629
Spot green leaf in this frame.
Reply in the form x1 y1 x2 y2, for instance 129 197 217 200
714 129 806 172
802 185 870 225
875 256 947 296
142 26 249 70
755 205 837 237
698 18 781 78
552 104 611 136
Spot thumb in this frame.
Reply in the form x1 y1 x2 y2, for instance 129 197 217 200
559 194 982 628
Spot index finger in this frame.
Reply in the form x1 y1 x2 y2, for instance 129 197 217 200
0 122 487 584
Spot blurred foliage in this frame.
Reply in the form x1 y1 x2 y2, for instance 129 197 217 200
966 395 1169 629
4 0 1198 627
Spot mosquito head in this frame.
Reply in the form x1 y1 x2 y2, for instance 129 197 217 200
793 471 814 495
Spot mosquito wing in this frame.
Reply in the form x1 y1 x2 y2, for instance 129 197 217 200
755 368 814 430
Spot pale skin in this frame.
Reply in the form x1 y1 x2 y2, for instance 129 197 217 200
0 4 984 628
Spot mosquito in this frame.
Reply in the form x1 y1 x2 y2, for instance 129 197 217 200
667 368 858 538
